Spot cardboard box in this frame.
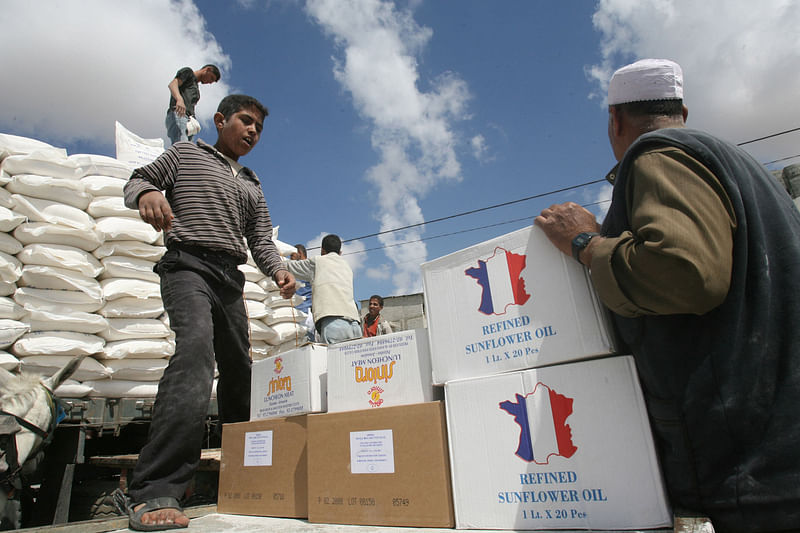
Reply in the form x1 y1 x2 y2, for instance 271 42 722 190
307 401 455 527
444 355 671 530
326 329 436 412
421 224 617 384
250 344 327 420
217 416 308 517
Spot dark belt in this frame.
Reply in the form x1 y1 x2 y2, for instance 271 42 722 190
170 243 240 269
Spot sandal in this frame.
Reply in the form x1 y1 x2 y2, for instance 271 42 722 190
128 497 188 531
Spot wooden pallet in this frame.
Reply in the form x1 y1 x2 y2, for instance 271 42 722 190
87 448 221 471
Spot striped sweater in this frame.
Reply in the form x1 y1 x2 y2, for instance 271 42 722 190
124 140 285 277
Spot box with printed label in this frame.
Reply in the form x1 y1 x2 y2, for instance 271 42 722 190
250 344 327 421
307 401 454 527
326 329 436 413
421 224 617 384
444 355 671 530
217 415 308 517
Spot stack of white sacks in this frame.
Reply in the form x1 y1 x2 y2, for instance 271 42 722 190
242 254 310 361
0 132 309 399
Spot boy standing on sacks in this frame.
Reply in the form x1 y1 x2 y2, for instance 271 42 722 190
123 94 296 530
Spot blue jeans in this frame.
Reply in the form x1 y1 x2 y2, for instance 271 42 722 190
317 316 361 344
128 248 250 504
165 110 193 145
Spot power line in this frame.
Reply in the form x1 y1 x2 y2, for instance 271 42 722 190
342 198 613 257
737 127 800 147
342 215 535 256
764 153 800 166
307 177 607 251
342 178 606 244
309 126 798 254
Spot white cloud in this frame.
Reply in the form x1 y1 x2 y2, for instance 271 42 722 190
342 239 367 273
0 0 232 151
471 134 491 163
303 233 325 258
589 0 800 165
583 183 614 223
366 265 392 280
305 0 472 294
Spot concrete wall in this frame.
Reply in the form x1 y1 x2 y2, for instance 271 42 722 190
773 164 800 200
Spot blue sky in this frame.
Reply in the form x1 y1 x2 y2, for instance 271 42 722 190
2 0 799 304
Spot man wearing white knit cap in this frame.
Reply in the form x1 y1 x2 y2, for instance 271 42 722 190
536 59 800 532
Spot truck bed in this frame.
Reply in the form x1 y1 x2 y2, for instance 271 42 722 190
16 507 708 533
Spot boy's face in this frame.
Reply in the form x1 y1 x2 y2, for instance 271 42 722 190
368 298 382 317
198 68 219 84
214 106 264 160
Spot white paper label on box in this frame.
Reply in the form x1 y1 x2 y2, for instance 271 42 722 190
350 429 395 474
243 430 273 467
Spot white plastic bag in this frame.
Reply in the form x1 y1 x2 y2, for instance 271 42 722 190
17 243 104 278
115 121 164 169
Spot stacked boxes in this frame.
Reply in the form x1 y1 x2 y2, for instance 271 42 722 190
326 329 436 412
217 416 308 518
421 224 671 530
226 334 451 524
220 345 327 519
308 330 452 526
421 224 616 384
218 223 670 529
445 356 670 529
307 401 454 527
250 344 327 421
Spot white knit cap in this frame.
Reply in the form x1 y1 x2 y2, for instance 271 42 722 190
607 59 683 105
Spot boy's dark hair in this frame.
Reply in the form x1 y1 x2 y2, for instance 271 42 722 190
202 64 221 81
321 234 342 254
294 244 307 258
217 94 269 120
612 99 683 118
369 295 384 306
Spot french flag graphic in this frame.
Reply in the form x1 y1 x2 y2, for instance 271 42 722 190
499 383 577 464
465 247 530 315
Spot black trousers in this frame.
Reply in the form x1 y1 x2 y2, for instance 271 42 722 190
128 248 251 504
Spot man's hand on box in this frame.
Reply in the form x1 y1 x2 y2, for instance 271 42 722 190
534 202 600 257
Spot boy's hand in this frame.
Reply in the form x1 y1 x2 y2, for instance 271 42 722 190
274 270 296 299
174 97 186 117
138 191 174 231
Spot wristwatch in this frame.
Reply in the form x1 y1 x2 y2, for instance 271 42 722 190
571 232 600 264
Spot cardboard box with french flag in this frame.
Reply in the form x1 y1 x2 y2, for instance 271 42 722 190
444 355 671 530
421 224 617 384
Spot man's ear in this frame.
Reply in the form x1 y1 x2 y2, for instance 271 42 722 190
609 106 624 138
213 111 225 130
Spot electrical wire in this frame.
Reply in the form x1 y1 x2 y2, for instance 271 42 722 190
737 127 800 147
340 178 606 244
306 177 608 251
342 215 535 256
341 199 613 256
763 154 800 166
307 126 798 254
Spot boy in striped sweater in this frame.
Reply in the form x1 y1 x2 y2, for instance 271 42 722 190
123 94 295 531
